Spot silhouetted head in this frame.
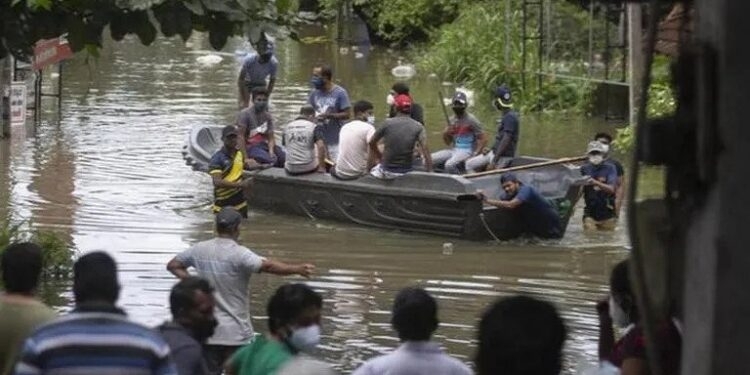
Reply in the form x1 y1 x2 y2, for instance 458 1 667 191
169 277 217 343
1 242 44 295
391 287 438 341
73 251 120 305
476 295 567 375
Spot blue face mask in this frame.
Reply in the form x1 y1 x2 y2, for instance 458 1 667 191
310 76 325 89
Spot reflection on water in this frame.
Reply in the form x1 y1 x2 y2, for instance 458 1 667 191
0 27 628 373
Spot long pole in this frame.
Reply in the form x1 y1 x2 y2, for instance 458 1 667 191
463 155 587 179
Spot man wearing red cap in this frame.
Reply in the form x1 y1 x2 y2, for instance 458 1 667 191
368 94 433 179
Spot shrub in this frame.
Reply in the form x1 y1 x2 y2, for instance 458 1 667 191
0 219 75 280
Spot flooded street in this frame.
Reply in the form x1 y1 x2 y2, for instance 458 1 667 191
0 28 628 373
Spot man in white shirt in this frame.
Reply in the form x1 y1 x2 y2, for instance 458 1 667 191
333 100 376 180
166 207 315 375
352 287 471 375
283 106 327 175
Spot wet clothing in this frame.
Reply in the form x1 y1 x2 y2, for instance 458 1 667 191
283 118 325 174
14 303 176 375
388 103 425 125
606 323 682 375
240 53 278 89
352 341 471 375
208 148 247 216
237 107 273 147
0 298 56 375
371 115 426 173
229 336 293 375
308 85 351 146
501 185 562 239
158 322 209 375
581 163 618 221
335 119 376 179
174 238 265 346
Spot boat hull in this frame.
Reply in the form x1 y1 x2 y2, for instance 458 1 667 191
183 125 582 241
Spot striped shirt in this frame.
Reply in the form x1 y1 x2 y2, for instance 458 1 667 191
13 305 177 375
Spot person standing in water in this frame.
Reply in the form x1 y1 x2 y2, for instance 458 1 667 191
237 37 278 108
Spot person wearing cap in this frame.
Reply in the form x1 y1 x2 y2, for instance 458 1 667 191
309 64 351 160
593 132 625 217
581 141 618 231
283 105 328 175
432 91 486 174
465 85 520 173
387 82 425 125
351 287 472 375
237 87 285 168
477 173 562 239
167 207 316 375
238 37 278 108
208 125 254 218
369 94 433 179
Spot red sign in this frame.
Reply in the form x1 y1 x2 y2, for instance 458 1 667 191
32 36 73 71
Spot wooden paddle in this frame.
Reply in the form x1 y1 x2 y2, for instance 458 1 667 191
463 155 588 179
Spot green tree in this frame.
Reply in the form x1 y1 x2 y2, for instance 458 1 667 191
0 0 302 60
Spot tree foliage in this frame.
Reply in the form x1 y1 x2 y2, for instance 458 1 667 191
419 1 605 112
320 0 462 44
0 0 302 60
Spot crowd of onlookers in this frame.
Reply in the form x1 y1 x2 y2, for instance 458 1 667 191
0 208 681 375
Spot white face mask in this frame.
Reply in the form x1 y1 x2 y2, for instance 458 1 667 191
589 155 604 165
600 144 610 154
386 94 395 106
366 115 375 125
288 324 321 352
609 295 630 328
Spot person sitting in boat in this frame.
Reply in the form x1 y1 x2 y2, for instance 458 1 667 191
237 36 277 108
208 125 253 218
465 85 519 173
387 82 424 125
369 94 433 179
593 132 626 218
581 141 618 231
333 100 376 180
432 92 486 174
477 173 562 239
237 87 285 168
283 106 328 175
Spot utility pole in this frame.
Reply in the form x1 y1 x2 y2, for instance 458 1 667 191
1 57 9 138
627 3 643 127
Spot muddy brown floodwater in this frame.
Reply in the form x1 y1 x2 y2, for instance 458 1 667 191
0 26 628 373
